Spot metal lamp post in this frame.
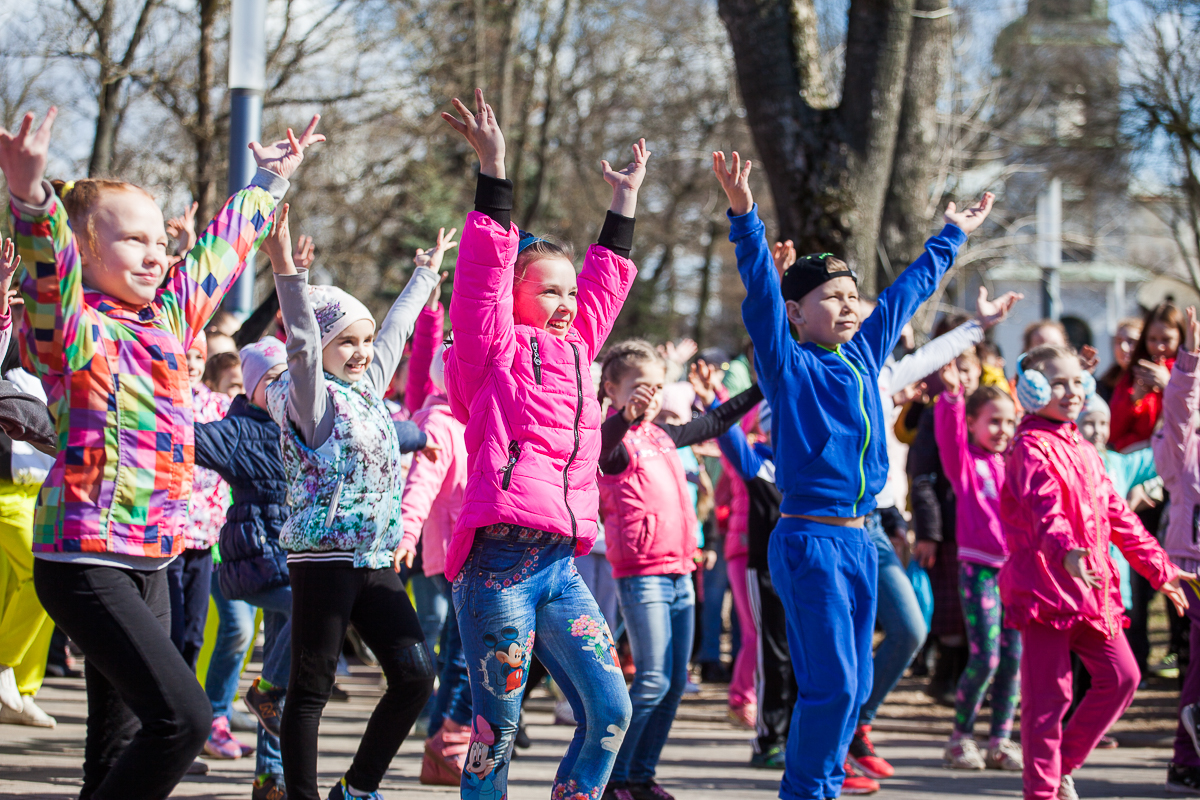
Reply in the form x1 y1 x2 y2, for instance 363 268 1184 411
224 0 267 316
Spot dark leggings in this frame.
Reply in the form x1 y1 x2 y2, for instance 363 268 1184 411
167 547 213 670
281 562 435 800
33 558 212 800
748 566 796 754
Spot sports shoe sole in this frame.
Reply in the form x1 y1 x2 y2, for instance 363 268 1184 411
1166 781 1200 796
849 755 893 780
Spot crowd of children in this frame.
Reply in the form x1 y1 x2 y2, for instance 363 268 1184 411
3 85 1200 800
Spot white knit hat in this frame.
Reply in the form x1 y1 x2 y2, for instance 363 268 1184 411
239 338 287 398
308 285 375 348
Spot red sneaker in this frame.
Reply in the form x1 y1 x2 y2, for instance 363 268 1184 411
841 760 880 795
848 724 894 779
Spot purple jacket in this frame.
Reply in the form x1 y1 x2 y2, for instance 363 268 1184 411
1154 348 1200 564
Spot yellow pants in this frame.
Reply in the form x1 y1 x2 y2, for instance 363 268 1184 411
0 482 53 696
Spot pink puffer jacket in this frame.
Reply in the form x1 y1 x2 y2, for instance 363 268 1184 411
999 414 1177 638
443 211 636 581
399 396 467 578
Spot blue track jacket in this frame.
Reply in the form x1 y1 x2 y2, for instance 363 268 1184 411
730 205 967 518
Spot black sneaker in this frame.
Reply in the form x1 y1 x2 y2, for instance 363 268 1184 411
253 775 287 800
1168 762 1200 795
630 781 675 800
515 719 532 749
602 782 637 800
245 678 287 739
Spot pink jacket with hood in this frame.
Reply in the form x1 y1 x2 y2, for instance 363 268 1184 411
934 388 1007 568
999 413 1177 638
443 210 636 581
1154 348 1200 566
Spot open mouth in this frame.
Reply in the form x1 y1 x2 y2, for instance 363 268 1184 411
547 319 570 332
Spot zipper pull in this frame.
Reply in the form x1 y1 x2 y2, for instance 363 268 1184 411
501 441 520 490
530 336 542 385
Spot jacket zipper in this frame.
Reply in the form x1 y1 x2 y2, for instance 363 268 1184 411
530 336 543 385
564 342 582 537
828 345 870 516
501 441 520 490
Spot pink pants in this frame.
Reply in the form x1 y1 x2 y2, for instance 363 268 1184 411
1020 620 1139 800
727 554 757 709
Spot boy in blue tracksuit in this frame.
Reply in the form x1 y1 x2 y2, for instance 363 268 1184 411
712 151 995 799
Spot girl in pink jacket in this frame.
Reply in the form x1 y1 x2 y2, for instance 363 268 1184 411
1152 306 1200 792
441 89 646 800
933 361 1021 772
1000 344 1192 800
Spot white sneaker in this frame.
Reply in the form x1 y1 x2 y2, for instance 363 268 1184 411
1058 774 1079 800
0 666 22 712
0 695 56 728
985 738 1024 771
943 735 986 770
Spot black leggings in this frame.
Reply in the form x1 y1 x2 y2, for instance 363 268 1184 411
33 558 212 800
282 562 435 800
748 566 796 754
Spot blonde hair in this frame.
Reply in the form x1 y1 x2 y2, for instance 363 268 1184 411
598 339 662 403
51 179 155 257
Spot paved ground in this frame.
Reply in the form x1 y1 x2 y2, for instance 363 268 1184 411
0 664 1189 800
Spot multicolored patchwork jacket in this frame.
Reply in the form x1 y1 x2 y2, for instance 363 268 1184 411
10 169 286 557
188 384 233 550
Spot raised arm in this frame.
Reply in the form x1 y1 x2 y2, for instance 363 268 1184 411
407 304 444 414
1157 310 1200 482
885 321 982 395
659 385 764 449
717 418 770 482
363 264 440 399
396 417 455 568
932 371 971 497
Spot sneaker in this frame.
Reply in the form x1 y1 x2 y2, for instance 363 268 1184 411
1185 704 1200 759
841 760 880 795
1156 652 1182 679
849 724 894 779
187 759 210 775
985 738 1023 771
1168 762 1200 795
728 703 757 730
515 718 532 749
602 782 638 800
420 719 470 786
245 678 287 739
204 715 249 759
0 695 56 728
1096 733 1119 749
0 666 21 712
253 775 287 800
943 735 986 770
230 708 259 731
683 678 701 695
629 780 675 800
1058 773 1079 800
749 745 786 769
328 777 383 800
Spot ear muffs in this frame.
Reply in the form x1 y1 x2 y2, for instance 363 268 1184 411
1016 352 1097 411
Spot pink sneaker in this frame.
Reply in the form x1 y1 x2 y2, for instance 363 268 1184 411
420 719 471 785
728 703 757 730
204 715 251 759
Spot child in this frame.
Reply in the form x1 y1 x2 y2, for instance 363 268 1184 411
933 361 1022 771
441 89 645 800
596 341 760 800
264 202 440 800
1097 318 1143 403
1000 344 1192 800
193 337 293 800
1152 307 1200 793
1109 302 1184 452
713 149 994 799
3 106 321 797
204 350 246 398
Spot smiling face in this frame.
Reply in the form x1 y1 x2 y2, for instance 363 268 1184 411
603 359 666 423
186 347 205 388
1037 355 1087 422
79 189 171 307
967 396 1016 454
785 276 859 347
513 256 578 337
322 318 376 383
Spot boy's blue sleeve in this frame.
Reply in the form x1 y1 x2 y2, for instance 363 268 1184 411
718 423 765 482
731 205 793 392
194 419 240 481
395 420 429 454
858 224 968 365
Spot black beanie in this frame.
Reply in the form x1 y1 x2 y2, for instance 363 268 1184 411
779 253 856 303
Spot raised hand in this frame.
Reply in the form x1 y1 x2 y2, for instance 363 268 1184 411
938 361 961 396
623 384 656 423
659 338 698 369
1079 344 1099 373
712 151 753 217
293 235 316 271
975 286 1022 330
0 238 21 317
1186 307 1199 354
442 89 506 179
249 114 325 181
263 204 297 275
1064 548 1101 589
602 138 651 217
891 380 926 408
689 360 720 406
944 192 995 235
1133 358 1170 393
0 108 57 205
166 201 199 255
772 240 797 279
414 227 459 273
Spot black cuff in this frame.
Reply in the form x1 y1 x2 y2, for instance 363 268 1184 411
597 211 635 258
475 173 514 229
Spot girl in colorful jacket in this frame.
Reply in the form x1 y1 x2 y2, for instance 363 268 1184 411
264 203 440 800
1152 307 1200 792
596 342 760 797
441 89 645 800
1000 343 1192 800
2 106 320 798
933 361 1022 773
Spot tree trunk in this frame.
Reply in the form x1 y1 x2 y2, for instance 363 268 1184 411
878 0 951 284
497 0 522 126
87 1 117 177
717 0 915 297
520 0 573 228
693 220 719 345
193 0 219 225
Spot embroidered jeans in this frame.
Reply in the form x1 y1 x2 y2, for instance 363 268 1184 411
453 525 631 800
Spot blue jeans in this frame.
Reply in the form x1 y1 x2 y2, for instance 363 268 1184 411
412 571 451 721
453 525 631 800
698 547 730 664
206 572 256 719
430 576 472 733
612 573 695 784
242 583 293 780
857 511 927 724
770 517 877 800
